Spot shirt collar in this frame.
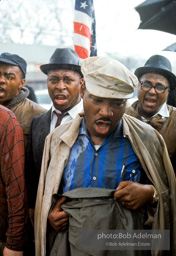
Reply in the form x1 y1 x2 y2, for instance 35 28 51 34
51 99 83 120
156 102 169 118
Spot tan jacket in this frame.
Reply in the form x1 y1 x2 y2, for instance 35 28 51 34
35 113 176 256
8 98 46 151
126 101 176 170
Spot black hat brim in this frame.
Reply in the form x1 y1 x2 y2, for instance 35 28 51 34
135 67 176 91
40 63 83 77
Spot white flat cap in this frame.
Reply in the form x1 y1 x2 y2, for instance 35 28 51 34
81 56 138 99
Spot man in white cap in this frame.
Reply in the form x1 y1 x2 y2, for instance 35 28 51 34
35 56 176 256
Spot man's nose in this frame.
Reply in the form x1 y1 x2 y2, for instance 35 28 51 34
0 75 6 83
99 104 113 116
148 86 157 94
55 79 66 89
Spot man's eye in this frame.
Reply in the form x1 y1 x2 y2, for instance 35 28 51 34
143 82 151 88
93 98 102 103
113 102 125 107
64 77 73 83
156 85 164 91
49 78 57 83
6 76 14 81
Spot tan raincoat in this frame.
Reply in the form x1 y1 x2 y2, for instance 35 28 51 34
35 113 176 256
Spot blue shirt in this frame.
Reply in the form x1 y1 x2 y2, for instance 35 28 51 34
61 118 146 193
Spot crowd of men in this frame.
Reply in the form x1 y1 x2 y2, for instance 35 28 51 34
0 48 176 256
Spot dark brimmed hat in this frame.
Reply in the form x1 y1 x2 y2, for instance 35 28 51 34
0 52 27 77
40 48 83 77
135 55 176 90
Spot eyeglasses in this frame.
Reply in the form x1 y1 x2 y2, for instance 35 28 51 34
139 81 169 94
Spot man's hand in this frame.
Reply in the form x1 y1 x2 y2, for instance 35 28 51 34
3 247 23 256
48 196 69 232
114 181 154 210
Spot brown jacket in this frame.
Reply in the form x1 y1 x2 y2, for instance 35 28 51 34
35 113 176 256
6 88 46 151
126 101 176 170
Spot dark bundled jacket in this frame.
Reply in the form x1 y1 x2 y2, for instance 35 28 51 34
126 101 176 171
5 87 46 198
5 87 46 151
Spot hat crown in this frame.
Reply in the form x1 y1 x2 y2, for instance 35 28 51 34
0 52 27 76
49 48 81 66
144 55 172 72
40 48 82 75
134 54 176 90
81 56 138 99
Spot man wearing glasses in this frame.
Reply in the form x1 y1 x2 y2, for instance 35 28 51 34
35 56 176 256
126 55 176 172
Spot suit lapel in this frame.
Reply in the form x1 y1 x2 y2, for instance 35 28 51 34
41 108 52 138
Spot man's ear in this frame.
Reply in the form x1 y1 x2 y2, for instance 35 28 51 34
19 78 26 90
80 78 85 99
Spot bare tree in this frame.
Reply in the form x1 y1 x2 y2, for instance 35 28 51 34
0 0 74 46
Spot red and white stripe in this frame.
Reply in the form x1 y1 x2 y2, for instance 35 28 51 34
74 10 92 59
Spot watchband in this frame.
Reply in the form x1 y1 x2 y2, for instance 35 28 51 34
150 185 159 203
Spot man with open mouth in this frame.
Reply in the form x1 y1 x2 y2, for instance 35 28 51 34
126 55 176 173
35 56 176 256
27 48 84 230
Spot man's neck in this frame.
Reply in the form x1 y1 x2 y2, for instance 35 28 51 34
138 104 162 120
90 135 106 146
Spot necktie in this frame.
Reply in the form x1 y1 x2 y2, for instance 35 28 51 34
54 111 67 128
127 104 166 132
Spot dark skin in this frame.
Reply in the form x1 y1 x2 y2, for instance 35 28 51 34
47 69 84 113
114 181 153 210
137 73 169 119
48 197 68 232
48 85 154 231
0 63 25 105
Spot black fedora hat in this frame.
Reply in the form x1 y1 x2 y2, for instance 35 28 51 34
135 55 176 90
40 48 83 77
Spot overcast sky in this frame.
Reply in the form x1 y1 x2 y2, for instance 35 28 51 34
1 0 176 66
94 0 176 63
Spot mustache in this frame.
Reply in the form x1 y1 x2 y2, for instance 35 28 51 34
95 117 112 123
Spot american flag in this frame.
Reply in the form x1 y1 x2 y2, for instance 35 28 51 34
74 0 97 59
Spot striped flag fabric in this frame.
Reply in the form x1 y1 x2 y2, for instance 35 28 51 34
74 0 97 59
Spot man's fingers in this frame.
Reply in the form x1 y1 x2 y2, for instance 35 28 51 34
48 210 69 231
114 189 124 200
114 182 155 210
49 209 68 223
53 196 67 210
114 181 131 199
53 215 68 227
116 180 132 190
